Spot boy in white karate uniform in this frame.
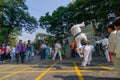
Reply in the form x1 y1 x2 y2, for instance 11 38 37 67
71 22 87 58
112 17 120 79
52 41 62 61
81 40 94 67
96 35 110 63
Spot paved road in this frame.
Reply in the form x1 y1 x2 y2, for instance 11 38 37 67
0 56 119 80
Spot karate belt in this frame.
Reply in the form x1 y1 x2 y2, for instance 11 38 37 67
74 32 82 38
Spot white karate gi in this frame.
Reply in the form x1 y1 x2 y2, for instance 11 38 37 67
82 45 94 66
96 38 110 62
52 42 62 61
108 31 120 78
115 30 120 59
71 22 87 58
115 30 120 78
108 31 117 53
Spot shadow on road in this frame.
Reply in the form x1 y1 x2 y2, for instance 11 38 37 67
54 75 118 80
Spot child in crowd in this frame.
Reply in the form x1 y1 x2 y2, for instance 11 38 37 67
61 47 65 59
10 46 16 61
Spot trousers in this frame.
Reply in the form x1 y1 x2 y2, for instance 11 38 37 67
16 52 25 63
53 50 62 61
11 52 16 61
112 55 120 78
26 51 32 62
104 49 110 62
82 51 92 66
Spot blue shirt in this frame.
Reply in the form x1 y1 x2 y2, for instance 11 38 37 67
27 44 32 51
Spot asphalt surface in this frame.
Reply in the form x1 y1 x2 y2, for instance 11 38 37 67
0 56 119 80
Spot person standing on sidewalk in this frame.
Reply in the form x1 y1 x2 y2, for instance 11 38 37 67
65 41 71 58
10 46 16 62
6 43 11 60
70 41 76 58
31 45 35 61
1 44 6 63
41 42 47 59
52 40 62 61
108 24 116 64
15 40 24 64
112 17 120 79
23 42 27 62
26 40 32 62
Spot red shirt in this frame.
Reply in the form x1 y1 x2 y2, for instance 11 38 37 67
70 43 75 50
2 47 6 54
23 45 27 52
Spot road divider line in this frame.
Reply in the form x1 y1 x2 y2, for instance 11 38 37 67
0 70 75 73
0 65 22 72
74 62 84 80
0 67 31 80
49 70 75 72
99 64 115 71
35 61 59 80
0 69 116 74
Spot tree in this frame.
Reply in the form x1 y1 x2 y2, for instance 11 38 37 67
39 6 72 39
39 0 120 38
34 33 55 50
0 0 38 42
9 28 22 47
69 0 120 34
0 28 8 42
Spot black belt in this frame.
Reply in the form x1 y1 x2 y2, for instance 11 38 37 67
74 32 82 38
102 45 107 47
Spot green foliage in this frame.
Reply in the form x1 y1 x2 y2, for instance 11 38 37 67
0 28 9 42
44 36 55 47
39 0 120 38
39 6 72 39
34 33 55 49
9 28 22 47
0 0 38 42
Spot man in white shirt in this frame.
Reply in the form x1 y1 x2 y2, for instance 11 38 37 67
81 40 94 67
108 24 116 63
112 17 120 79
41 42 47 59
6 44 11 60
96 35 110 63
71 22 87 58
41 43 47 49
52 41 62 61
